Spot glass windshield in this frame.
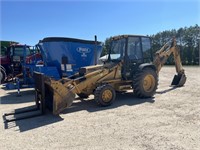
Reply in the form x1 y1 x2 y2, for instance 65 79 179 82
11 46 31 56
0 46 7 56
109 38 126 60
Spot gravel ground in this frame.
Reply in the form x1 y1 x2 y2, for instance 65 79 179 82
0 66 200 150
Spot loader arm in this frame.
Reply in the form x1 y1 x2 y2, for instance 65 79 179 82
153 37 186 86
44 62 122 114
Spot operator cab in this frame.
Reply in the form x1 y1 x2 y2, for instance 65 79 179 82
107 35 153 79
108 35 152 63
8 44 32 76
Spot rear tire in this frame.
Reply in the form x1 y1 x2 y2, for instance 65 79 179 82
0 68 7 83
94 84 116 106
0 65 6 72
133 68 158 98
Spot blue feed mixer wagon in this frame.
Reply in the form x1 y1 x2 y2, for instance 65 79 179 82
5 37 102 90
37 36 102 78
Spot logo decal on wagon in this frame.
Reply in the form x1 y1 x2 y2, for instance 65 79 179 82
76 47 91 57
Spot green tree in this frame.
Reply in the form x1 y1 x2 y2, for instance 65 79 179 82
150 24 200 65
101 37 112 56
102 25 200 65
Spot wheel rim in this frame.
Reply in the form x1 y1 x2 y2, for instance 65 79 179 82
102 89 113 102
143 74 155 92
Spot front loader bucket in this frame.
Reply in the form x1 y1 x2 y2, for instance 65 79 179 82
171 73 186 87
44 78 76 115
34 72 76 115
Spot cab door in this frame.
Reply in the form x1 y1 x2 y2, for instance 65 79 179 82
122 36 143 80
141 37 152 63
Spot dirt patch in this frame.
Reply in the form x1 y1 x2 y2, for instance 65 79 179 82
0 66 200 150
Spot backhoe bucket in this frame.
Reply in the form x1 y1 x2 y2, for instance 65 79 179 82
171 73 186 87
34 73 76 115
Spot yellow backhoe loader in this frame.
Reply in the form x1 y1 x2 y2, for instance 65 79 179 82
3 35 186 122
34 35 186 115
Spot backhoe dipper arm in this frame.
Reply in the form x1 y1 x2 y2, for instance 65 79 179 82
153 37 186 86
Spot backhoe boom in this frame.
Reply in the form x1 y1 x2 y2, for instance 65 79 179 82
153 38 186 86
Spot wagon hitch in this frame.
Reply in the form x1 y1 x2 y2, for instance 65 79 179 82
3 72 46 122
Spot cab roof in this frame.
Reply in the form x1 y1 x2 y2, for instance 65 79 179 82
111 35 150 40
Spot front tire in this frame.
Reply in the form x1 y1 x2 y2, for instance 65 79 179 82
94 85 116 106
133 68 158 98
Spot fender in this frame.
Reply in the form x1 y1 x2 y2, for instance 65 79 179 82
138 63 156 71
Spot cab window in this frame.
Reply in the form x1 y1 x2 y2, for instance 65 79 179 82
127 37 142 60
141 37 152 62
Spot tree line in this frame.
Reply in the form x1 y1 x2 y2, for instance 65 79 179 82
102 24 200 65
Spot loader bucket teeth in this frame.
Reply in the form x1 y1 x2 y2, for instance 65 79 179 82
171 74 186 87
